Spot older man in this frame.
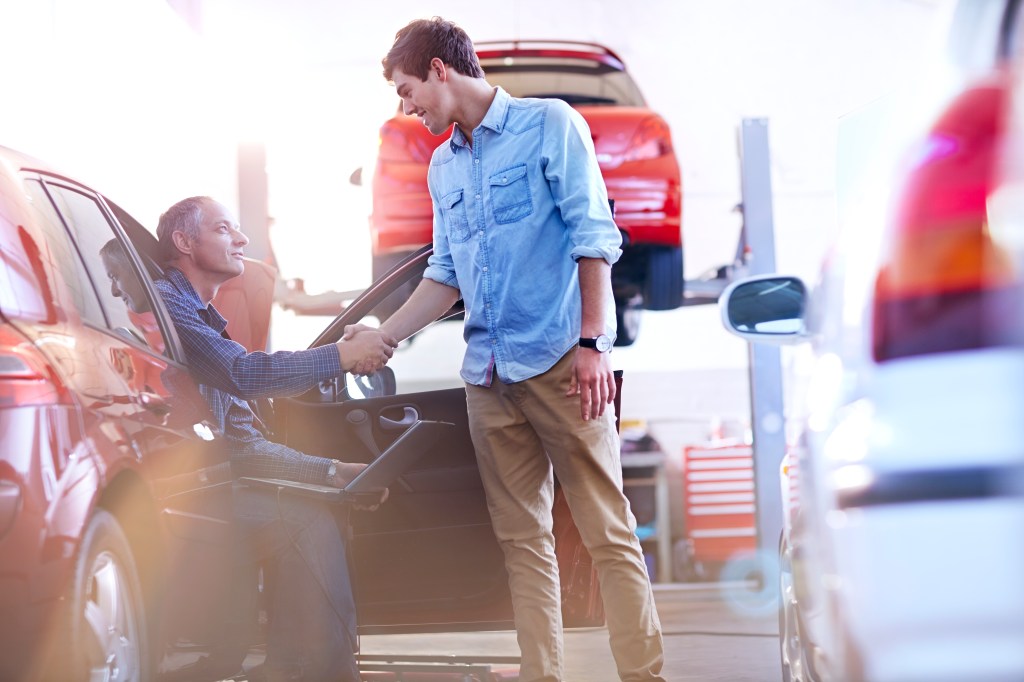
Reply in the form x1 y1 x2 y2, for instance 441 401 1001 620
155 196 395 681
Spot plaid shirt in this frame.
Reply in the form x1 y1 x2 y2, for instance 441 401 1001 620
156 267 342 484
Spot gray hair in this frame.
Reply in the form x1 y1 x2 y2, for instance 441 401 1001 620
156 196 211 264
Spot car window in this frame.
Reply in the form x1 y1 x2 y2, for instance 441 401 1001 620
44 183 169 356
481 59 646 106
22 179 106 327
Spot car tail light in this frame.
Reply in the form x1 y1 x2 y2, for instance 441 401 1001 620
377 119 438 164
0 323 68 407
622 116 673 164
872 73 1021 362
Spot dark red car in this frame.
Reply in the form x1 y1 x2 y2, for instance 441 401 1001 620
367 40 683 345
0 145 601 681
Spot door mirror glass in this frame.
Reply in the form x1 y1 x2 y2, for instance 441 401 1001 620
725 276 807 336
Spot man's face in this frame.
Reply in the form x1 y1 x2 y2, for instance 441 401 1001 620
393 65 450 136
185 199 248 280
102 257 149 314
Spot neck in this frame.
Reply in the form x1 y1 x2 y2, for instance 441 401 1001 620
171 261 224 306
454 81 498 146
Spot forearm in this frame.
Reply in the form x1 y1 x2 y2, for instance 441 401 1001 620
578 257 613 337
230 441 332 485
380 278 461 343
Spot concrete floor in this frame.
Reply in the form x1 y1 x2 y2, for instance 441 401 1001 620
356 582 781 682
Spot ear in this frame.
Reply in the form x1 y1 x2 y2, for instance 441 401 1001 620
429 57 447 82
171 230 193 257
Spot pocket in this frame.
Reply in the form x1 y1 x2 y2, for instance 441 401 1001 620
488 164 533 225
440 188 471 243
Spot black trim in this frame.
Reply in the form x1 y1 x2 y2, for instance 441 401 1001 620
837 466 1024 509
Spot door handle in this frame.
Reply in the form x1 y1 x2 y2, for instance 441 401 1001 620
379 407 418 431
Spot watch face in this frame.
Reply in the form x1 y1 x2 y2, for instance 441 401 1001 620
596 335 613 352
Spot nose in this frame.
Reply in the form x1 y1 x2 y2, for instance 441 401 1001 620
402 99 415 116
232 226 249 246
110 280 122 298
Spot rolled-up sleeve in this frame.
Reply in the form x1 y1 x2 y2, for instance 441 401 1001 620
423 163 462 289
542 101 623 266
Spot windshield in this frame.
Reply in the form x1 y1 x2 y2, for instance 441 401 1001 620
480 57 646 107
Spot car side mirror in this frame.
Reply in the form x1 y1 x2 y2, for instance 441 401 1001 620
718 275 808 344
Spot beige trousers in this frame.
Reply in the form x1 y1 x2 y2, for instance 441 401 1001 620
466 350 665 682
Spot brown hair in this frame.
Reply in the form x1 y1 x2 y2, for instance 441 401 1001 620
382 16 484 82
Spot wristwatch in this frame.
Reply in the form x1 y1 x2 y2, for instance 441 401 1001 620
326 459 341 485
579 334 614 353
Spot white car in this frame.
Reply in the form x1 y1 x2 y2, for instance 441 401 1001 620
718 1 1024 680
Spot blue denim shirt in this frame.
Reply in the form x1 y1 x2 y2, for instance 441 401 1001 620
423 87 622 386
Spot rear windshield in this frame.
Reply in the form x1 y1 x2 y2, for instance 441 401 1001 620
480 57 646 107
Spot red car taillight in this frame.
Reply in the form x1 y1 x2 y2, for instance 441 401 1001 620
377 119 438 164
872 74 1020 362
622 116 673 164
0 323 67 407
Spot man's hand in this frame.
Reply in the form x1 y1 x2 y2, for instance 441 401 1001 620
328 461 389 510
336 326 398 375
566 347 617 421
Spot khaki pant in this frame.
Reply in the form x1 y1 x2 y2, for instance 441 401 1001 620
466 350 665 682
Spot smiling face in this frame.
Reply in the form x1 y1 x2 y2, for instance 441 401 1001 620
187 198 249 281
393 62 452 136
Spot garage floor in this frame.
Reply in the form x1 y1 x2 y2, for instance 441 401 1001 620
355 583 780 682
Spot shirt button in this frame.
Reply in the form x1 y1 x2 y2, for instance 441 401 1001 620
478 230 483 237
482 266 489 272
491 339 497 344
475 194 480 199
475 159 480 164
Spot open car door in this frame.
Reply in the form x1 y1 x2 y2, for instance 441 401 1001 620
273 246 605 633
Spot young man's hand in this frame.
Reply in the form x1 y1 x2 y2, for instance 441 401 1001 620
566 348 617 421
336 327 398 375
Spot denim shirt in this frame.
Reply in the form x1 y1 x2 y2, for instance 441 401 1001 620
423 87 622 386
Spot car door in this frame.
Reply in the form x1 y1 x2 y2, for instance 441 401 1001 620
273 247 603 633
38 179 244 675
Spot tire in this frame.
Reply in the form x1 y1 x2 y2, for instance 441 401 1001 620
614 289 643 347
643 245 684 311
53 510 150 682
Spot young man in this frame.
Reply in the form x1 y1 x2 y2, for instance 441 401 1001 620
155 196 396 681
369 17 665 682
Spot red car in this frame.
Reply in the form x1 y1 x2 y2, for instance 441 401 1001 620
368 40 683 345
0 145 601 681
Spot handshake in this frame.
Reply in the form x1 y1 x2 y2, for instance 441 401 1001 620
334 324 399 376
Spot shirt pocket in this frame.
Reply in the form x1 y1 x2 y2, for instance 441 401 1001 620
440 188 471 243
488 164 533 225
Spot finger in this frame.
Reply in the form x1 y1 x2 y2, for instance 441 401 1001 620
579 384 592 420
589 382 602 419
594 381 607 419
565 370 579 397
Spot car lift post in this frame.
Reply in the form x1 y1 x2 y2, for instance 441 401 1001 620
737 118 785 576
